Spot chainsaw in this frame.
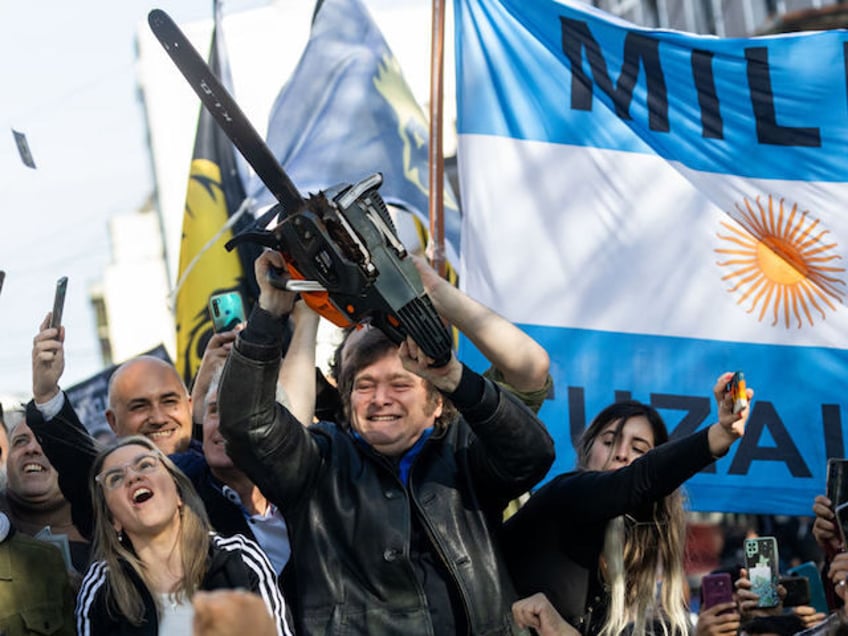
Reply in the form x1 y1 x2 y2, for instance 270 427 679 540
148 9 453 366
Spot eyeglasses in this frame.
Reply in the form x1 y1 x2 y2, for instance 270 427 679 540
95 452 162 491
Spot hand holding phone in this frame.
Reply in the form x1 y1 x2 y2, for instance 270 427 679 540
744 537 780 608
50 276 68 329
725 371 748 415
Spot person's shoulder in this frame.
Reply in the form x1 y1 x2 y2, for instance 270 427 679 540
210 532 264 557
8 530 70 564
170 442 208 478
75 560 113 625
311 419 342 435
310 419 354 449
509 470 583 510
208 533 277 583
77 560 110 598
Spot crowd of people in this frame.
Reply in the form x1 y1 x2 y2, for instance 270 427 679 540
0 250 845 635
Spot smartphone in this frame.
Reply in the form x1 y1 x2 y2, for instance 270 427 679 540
780 575 811 607
744 536 780 608
827 458 848 504
208 291 246 333
788 561 829 614
826 458 848 544
701 572 734 611
725 371 748 414
787 561 830 614
50 276 68 329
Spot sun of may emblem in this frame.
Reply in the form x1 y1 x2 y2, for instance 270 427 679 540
715 195 846 328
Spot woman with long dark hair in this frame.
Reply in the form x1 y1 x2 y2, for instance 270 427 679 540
75 436 292 636
503 373 752 636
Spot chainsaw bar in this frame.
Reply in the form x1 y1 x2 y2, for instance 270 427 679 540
148 9 453 367
148 9 303 215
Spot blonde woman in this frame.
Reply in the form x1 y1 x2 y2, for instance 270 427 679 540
75 436 292 636
503 373 751 636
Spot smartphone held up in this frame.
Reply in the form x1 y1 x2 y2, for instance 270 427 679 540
209 291 246 333
725 371 748 415
701 572 734 612
744 536 780 608
50 276 68 329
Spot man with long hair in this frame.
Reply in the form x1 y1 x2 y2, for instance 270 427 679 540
217 249 555 635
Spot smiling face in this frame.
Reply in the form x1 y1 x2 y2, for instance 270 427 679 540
99 443 182 539
7 421 62 503
586 415 656 472
105 357 192 455
348 350 442 457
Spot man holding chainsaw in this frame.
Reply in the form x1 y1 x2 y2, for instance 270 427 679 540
218 249 555 635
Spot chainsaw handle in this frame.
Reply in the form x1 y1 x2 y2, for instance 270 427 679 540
268 264 353 329
266 267 287 291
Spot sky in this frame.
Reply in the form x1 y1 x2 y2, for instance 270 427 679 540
0 1 238 400
0 0 431 400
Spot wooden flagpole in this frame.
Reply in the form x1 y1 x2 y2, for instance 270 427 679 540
428 0 447 278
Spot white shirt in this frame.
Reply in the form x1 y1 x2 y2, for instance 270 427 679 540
158 593 193 635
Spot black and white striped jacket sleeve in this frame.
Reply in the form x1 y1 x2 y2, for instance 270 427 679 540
212 534 294 636
75 560 109 636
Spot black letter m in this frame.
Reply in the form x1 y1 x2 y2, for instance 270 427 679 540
561 17 669 132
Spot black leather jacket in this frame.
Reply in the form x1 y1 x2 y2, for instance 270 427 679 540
218 308 555 635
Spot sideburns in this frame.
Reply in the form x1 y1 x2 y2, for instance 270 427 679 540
423 388 442 418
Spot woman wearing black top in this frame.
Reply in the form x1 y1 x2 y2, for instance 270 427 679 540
503 372 752 636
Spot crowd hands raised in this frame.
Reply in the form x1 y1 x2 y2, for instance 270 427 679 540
694 567 826 636
2 248 844 635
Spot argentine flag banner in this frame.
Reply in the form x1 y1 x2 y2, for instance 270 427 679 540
454 0 848 514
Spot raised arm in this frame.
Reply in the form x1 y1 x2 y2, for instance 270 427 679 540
277 299 319 427
32 313 64 405
191 328 240 432
27 314 99 539
218 250 322 510
414 255 551 395
517 371 752 525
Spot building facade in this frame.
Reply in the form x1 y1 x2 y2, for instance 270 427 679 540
592 0 843 35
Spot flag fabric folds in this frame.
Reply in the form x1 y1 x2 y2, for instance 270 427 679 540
454 0 848 514
247 0 461 266
175 3 255 386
